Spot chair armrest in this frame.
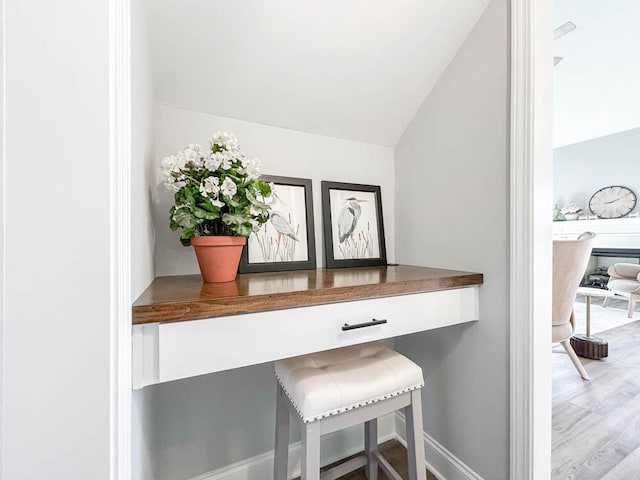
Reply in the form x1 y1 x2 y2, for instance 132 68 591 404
608 263 640 280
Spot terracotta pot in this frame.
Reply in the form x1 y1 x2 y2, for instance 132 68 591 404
191 236 246 283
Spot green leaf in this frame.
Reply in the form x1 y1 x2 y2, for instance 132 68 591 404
235 224 252 237
254 180 272 197
173 209 198 229
180 228 195 246
196 201 216 213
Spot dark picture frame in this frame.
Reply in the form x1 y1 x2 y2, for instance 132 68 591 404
321 181 387 269
239 175 316 273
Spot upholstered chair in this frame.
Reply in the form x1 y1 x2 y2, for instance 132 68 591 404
553 232 595 380
607 263 640 319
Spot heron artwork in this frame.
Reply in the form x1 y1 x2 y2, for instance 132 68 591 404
252 208 300 263
336 198 374 259
269 211 299 242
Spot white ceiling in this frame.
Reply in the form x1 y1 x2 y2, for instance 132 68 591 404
554 0 640 147
145 0 491 146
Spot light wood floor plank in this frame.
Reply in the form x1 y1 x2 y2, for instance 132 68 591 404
552 320 640 479
600 444 640 480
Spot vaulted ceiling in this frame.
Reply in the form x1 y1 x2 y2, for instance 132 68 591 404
146 0 491 146
554 0 640 147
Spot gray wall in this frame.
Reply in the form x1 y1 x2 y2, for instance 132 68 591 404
554 127 640 215
394 0 509 478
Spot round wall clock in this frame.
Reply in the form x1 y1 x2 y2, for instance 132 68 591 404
589 185 637 219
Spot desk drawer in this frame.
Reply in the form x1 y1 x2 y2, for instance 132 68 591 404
133 287 479 388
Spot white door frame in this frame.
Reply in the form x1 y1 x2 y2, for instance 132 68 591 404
510 0 554 479
108 0 555 478
110 0 132 479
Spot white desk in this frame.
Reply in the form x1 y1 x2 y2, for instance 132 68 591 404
132 265 483 389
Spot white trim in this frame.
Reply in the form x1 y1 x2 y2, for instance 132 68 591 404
394 412 483 480
509 0 553 479
0 0 5 477
109 0 132 479
189 414 397 480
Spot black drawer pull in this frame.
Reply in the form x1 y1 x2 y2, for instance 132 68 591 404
342 318 387 331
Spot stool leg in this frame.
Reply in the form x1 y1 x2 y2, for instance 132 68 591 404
274 383 290 480
364 419 378 480
405 390 426 480
301 422 321 480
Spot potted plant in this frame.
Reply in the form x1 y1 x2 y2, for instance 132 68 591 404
160 132 272 282
560 203 582 221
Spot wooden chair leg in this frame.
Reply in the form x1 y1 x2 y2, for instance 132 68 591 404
301 421 321 480
273 383 290 480
561 340 590 380
364 419 378 480
404 390 426 480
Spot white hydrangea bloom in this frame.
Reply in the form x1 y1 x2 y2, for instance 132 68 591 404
220 177 237 198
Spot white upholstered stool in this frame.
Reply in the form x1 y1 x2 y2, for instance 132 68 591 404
273 342 426 480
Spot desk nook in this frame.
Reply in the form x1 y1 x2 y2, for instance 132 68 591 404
132 265 483 389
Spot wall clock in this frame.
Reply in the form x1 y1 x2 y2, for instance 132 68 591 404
589 185 637 219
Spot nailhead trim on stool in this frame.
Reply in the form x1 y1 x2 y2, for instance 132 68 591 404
273 342 427 480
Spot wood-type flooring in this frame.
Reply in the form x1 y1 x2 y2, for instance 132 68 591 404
553 320 640 479
293 439 438 480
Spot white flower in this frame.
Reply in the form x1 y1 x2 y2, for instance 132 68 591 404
205 152 222 171
164 180 186 193
212 131 239 152
249 205 263 217
220 153 233 170
220 177 237 198
241 157 261 180
200 176 221 197
211 199 225 208
181 144 205 168
159 156 177 180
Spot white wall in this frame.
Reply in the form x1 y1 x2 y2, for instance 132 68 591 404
394 0 509 478
153 104 395 276
554 127 640 214
3 0 112 479
553 0 640 147
146 0 491 146
132 0 156 299
138 104 394 480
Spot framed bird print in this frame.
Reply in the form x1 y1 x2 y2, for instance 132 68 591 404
239 175 316 273
321 181 387 269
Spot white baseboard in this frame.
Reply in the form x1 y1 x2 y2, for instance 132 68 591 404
394 412 484 480
190 413 397 480
190 411 483 480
